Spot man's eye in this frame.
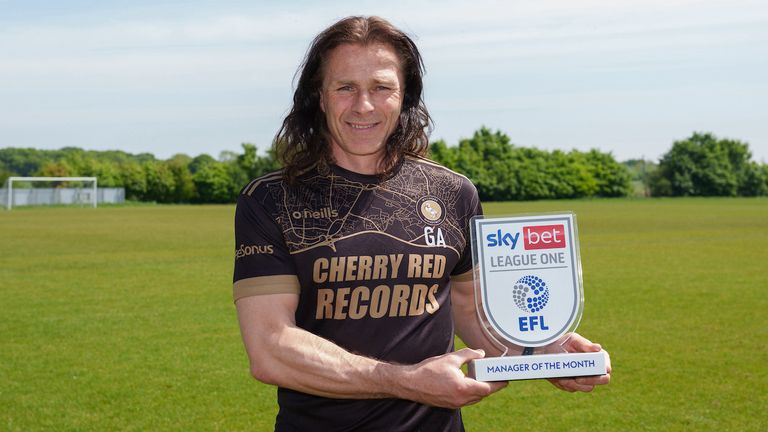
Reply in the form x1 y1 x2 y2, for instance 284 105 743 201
337 86 354 92
376 86 392 91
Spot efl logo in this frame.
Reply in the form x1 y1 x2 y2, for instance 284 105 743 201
523 225 566 250
512 275 551 332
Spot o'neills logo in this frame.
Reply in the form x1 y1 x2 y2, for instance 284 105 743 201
236 244 274 259
291 207 339 219
417 196 446 224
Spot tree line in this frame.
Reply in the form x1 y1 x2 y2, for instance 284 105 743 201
429 128 632 200
0 144 279 203
649 132 766 196
1 129 765 202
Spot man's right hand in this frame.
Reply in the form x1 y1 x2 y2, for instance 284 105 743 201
395 348 508 409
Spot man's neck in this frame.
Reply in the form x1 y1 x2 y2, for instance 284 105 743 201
331 153 384 175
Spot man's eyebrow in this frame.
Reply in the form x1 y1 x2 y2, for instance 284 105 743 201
327 79 355 86
327 78 398 87
373 77 398 85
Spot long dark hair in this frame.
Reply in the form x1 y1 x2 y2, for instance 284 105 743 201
274 16 433 182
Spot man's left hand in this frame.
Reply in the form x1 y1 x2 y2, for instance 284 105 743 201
546 333 611 392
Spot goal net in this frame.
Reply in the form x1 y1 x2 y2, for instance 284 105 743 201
3 177 98 210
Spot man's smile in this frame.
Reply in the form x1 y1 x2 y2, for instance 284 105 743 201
347 122 380 130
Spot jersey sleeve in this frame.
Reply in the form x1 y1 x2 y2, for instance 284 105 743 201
450 177 483 280
233 193 299 302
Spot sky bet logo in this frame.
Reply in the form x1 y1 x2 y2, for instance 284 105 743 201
486 224 566 250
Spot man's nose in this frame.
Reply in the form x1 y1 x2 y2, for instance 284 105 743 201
352 91 375 114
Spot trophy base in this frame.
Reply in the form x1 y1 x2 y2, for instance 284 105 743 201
468 351 607 382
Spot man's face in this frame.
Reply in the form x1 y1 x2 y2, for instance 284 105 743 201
319 43 404 173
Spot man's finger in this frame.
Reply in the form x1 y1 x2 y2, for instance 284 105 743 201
575 374 611 386
452 347 486 365
564 333 601 352
487 381 508 393
555 378 593 392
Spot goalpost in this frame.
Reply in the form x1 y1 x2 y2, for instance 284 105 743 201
4 177 98 210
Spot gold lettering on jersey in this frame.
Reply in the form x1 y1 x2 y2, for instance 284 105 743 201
329 257 344 282
407 254 446 279
408 254 422 277
425 284 439 314
348 286 369 319
316 289 334 319
312 253 449 320
390 284 410 317
235 244 275 259
409 284 428 315
370 285 390 318
344 256 358 281
373 255 388 279
357 256 373 280
388 254 403 278
315 283 441 320
312 254 404 283
334 287 350 320
291 207 339 219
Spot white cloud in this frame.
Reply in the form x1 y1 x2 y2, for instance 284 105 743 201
0 0 766 160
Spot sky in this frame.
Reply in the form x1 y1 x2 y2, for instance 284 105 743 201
1 0 767 163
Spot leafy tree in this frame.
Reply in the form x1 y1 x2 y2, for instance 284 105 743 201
0 161 15 186
0 148 48 176
143 161 176 202
120 162 147 201
193 161 234 203
166 156 196 202
429 128 630 200
453 127 519 201
548 151 597 199
237 143 281 180
511 147 550 200
226 160 249 198
428 140 458 170
37 161 74 178
189 154 216 175
80 159 121 187
580 149 632 197
738 162 767 196
651 133 761 196
763 165 768 194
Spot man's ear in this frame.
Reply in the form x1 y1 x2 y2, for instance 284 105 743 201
319 90 325 113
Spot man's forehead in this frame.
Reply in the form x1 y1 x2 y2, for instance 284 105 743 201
322 42 402 78
329 41 398 57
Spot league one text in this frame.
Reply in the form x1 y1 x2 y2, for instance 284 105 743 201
468 213 608 381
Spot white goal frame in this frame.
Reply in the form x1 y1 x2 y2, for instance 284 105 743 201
4 176 98 210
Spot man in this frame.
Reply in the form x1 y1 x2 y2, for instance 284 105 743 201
234 16 610 431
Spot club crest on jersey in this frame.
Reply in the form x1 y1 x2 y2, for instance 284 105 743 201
417 196 446 225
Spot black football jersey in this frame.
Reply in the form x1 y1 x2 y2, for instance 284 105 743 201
233 156 482 431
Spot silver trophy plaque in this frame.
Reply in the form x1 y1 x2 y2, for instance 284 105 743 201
468 213 607 381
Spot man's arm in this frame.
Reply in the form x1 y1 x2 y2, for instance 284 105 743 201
236 292 506 408
450 279 611 392
450 279 513 356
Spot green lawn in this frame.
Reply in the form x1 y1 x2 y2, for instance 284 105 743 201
1 199 766 431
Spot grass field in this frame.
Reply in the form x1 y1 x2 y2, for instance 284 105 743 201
1 199 766 431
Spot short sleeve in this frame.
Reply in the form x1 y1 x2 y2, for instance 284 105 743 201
451 177 483 278
233 193 299 302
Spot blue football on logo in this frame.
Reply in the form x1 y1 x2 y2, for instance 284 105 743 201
512 275 550 313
